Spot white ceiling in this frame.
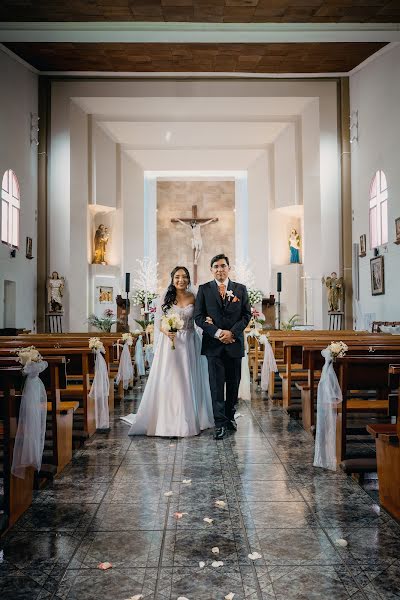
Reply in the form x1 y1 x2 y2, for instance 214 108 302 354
75 95 310 170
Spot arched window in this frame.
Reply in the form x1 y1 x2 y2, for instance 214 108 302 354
369 170 388 249
1 169 20 248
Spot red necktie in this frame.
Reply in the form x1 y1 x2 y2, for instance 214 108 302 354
219 283 226 300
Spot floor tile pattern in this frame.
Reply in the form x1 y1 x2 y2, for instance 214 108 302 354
1 383 400 599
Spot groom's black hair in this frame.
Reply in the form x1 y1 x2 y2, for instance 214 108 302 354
210 254 230 268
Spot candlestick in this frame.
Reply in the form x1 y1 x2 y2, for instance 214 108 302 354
125 272 130 294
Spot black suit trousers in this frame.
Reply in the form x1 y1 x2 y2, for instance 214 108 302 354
207 350 242 428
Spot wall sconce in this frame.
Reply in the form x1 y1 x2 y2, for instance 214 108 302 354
349 110 358 144
30 113 40 146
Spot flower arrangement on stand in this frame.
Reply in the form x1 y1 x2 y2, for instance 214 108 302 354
120 332 133 346
87 309 119 333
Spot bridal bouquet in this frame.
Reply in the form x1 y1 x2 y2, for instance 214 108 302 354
89 337 105 354
15 345 43 366
161 312 184 349
328 341 348 359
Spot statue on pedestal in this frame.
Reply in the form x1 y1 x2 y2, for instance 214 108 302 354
93 224 110 265
322 272 344 312
47 271 65 313
289 228 301 264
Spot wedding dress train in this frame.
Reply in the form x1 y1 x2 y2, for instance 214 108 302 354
122 304 214 437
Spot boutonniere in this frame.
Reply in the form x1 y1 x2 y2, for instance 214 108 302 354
226 290 240 303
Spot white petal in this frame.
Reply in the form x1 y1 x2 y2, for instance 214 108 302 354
234 412 243 418
164 491 173 497
124 596 144 600
203 517 213 524
182 479 192 485
211 560 224 568
97 561 113 570
177 597 190 600
199 561 206 569
211 547 220 554
215 500 226 508
248 552 262 560
335 538 348 547
225 594 235 600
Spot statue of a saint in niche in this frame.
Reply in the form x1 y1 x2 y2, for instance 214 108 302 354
93 224 110 265
47 271 65 313
289 228 301 264
322 272 344 312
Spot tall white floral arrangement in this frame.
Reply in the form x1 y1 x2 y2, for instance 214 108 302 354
233 259 263 307
131 258 159 308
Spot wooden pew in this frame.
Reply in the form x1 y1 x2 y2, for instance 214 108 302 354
280 334 400 409
301 343 400 432
0 347 97 438
336 355 400 468
367 423 400 520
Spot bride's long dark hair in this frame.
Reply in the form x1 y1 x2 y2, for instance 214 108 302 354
162 266 191 313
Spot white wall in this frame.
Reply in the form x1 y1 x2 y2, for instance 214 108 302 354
274 123 299 209
0 49 38 330
92 121 117 208
350 44 400 322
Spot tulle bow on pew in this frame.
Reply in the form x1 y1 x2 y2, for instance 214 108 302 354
259 334 278 392
135 335 146 376
313 348 343 471
115 341 134 391
239 332 251 400
89 348 110 430
144 344 154 369
12 360 48 479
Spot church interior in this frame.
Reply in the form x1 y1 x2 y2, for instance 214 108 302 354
0 3 400 599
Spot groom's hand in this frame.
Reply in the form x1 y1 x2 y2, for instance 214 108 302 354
219 330 235 344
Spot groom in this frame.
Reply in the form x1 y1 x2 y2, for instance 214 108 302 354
194 254 252 439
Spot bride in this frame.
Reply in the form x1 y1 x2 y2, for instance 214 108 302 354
122 266 214 437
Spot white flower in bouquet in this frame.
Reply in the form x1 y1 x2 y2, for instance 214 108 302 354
121 333 133 346
247 288 263 307
328 341 348 359
15 345 43 366
89 337 105 353
161 312 184 349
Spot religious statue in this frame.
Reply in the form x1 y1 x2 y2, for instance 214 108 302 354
92 224 110 265
289 228 301 264
47 271 65 313
322 272 344 312
174 217 218 265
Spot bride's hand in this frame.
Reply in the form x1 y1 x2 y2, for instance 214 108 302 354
205 316 214 324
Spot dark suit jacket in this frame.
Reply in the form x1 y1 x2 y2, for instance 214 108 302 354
194 280 252 358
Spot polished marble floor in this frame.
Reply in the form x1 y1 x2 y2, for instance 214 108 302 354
1 384 400 600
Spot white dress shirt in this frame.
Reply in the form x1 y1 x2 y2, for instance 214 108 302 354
214 278 230 339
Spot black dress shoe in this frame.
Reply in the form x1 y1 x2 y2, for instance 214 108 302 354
214 427 226 440
226 420 237 431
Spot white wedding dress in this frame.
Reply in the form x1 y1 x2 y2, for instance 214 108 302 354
122 304 214 437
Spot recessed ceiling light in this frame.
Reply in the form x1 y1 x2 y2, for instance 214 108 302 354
165 131 172 142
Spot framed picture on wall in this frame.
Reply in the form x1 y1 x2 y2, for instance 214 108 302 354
395 217 400 245
370 255 385 296
359 234 366 257
97 286 113 304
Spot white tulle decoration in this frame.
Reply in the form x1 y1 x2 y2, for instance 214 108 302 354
115 342 133 390
239 333 251 400
11 360 48 479
145 344 154 368
135 335 146 376
313 348 343 471
259 335 278 392
89 349 110 429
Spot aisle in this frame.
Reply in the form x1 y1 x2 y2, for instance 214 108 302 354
1 386 400 600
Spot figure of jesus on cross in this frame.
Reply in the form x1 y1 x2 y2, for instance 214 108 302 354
171 205 218 284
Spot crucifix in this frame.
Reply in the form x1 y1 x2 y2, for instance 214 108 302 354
171 205 218 284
